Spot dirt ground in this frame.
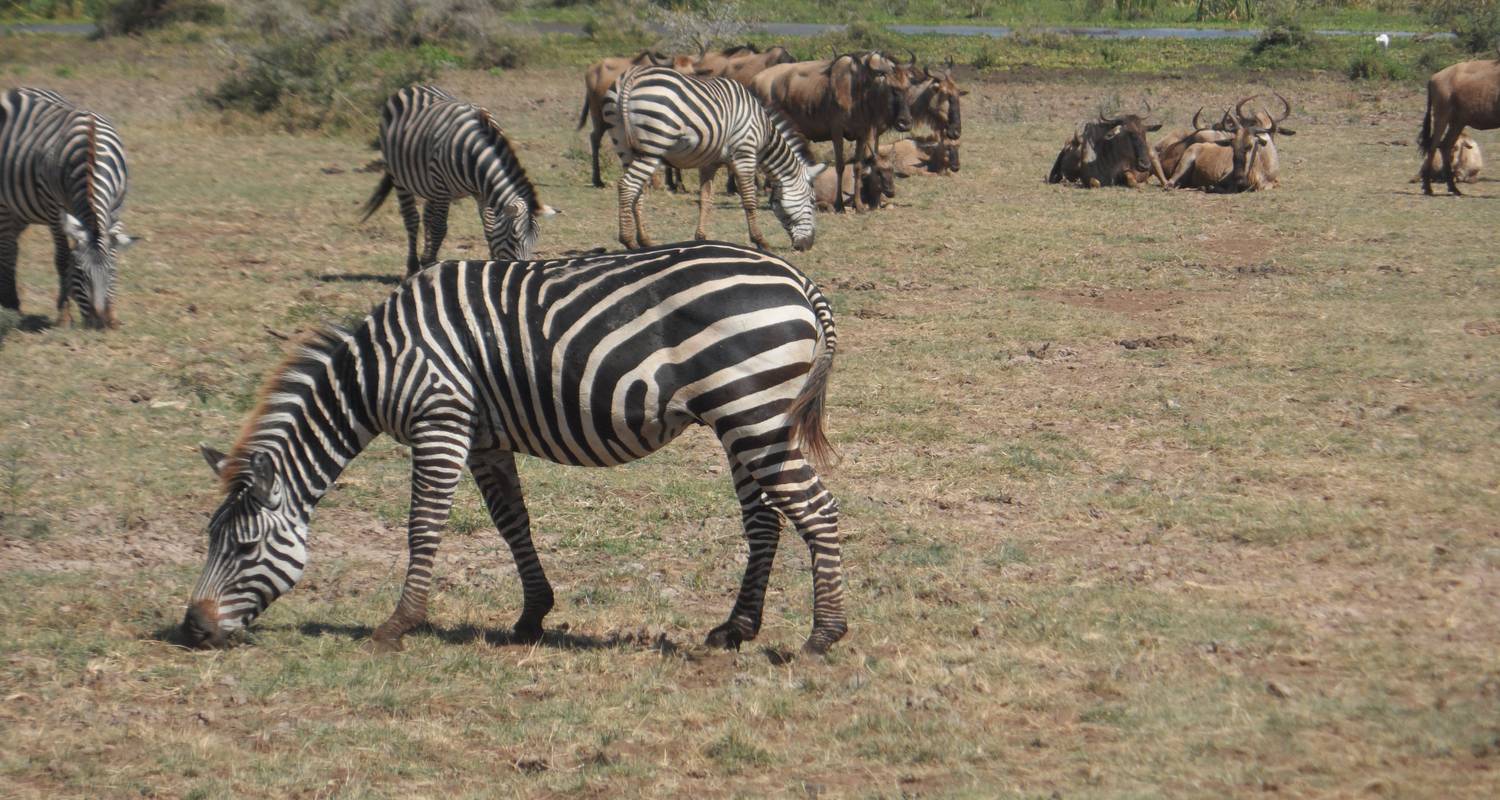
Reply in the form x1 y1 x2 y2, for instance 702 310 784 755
1 35 1498 799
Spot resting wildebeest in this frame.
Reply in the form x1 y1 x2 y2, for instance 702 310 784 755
577 50 695 188
1047 103 1168 188
1166 94 1294 192
1419 55 1500 195
810 155 895 211
881 137 959 176
906 60 965 175
1412 131 1482 185
753 50 914 212
1155 107 1234 177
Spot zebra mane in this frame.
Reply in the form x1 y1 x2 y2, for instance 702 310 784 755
475 106 544 213
222 327 352 489
764 105 814 166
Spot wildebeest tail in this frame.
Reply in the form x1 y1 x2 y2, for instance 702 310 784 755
1418 91 1433 157
360 173 394 222
575 94 589 130
1047 149 1066 184
787 281 839 470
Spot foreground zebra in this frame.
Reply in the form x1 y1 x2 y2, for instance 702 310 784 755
182 241 847 656
603 66 824 252
361 85 556 276
0 87 131 327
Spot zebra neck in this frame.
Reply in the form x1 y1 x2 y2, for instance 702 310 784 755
758 122 803 183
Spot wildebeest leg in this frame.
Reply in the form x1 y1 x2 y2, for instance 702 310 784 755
1166 150 1197 189
695 164 719 241
1439 124 1465 196
370 421 474 653
831 135 848 214
0 214 22 313
469 449 553 644
419 198 449 268
617 153 660 249
731 154 770 250
397 188 422 275
705 458 784 650
589 115 607 188
49 222 73 323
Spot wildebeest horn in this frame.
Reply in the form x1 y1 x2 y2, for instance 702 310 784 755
906 48 918 66
1191 107 1206 130
946 55 955 70
1234 94 1256 120
1271 91 1292 123
1140 97 1152 118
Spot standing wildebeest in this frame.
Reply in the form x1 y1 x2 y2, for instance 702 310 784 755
753 50 914 212
694 43 797 85
0 88 132 327
577 50 687 188
1166 94 1294 192
906 60 965 175
1419 56 1500 195
1047 104 1168 189
179 242 847 656
1412 131 1482 185
605 66 823 251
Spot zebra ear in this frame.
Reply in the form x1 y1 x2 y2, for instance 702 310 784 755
537 204 560 217
62 214 89 250
805 163 829 181
200 443 231 477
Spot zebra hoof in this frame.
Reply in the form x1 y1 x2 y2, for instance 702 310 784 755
366 636 404 654
512 619 544 645
704 623 744 651
800 624 847 657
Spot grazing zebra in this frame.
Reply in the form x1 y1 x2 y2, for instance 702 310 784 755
181 241 847 656
361 85 556 276
603 66 824 252
0 87 131 328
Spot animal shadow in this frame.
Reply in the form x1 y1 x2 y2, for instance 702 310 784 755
17 314 53 332
317 274 402 285
295 621 682 654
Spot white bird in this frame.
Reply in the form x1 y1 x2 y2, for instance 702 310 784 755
1376 33 1391 49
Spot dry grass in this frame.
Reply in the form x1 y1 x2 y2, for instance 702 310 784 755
2 35 1499 799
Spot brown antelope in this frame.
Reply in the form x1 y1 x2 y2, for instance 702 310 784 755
1166 94 1294 192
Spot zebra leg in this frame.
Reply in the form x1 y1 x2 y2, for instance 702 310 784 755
732 155 770 251
397 189 422 276
705 458 784 650
420 199 450 268
48 222 73 324
469 450 554 644
695 165 720 241
370 428 472 652
0 215 22 313
617 154 660 249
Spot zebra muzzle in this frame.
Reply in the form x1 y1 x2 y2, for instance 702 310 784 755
181 599 226 649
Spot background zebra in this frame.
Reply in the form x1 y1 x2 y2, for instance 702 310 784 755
361 85 557 276
603 66 824 252
0 87 131 328
181 241 847 656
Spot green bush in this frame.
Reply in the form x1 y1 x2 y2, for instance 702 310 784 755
1241 14 1329 69
95 0 224 37
1429 0 1500 55
1347 44 1411 80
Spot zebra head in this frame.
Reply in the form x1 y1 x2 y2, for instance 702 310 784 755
486 199 558 261
769 162 825 252
182 445 307 649
60 213 132 328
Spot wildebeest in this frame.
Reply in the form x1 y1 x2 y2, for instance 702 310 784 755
1155 107 1234 177
1412 131 1482 185
1047 103 1168 188
1419 55 1500 195
881 137 959 176
811 155 895 211
695 43 797 84
577 50 694 188
1166 94 1294 192
753 50 915 212
906 60 965 174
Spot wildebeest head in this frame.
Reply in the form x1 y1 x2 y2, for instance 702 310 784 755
921 59 966 140
1217 93 1293 191
859 51 914 133
1093 102 1163 176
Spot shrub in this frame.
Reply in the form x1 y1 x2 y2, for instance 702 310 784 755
1241 12 1328 70
95 0 224 37
1430 0 1500 55
1347 45 1411 81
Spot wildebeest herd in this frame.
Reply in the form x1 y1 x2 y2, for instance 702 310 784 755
1 43 1497 657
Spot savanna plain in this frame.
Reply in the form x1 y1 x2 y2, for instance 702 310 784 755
1 30 1498 800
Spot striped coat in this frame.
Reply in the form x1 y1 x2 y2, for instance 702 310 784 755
0 87 131 327
183 241 847 656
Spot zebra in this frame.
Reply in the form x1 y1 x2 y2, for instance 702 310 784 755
0 87 131 328
181 241 848 657
602 66 825 253
361 85 557 277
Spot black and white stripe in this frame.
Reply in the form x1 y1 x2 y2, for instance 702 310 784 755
0 87 131 327
361 85 555 276
603 66 823 252
184 241 847 656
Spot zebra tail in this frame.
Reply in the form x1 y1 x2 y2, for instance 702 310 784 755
787 287 839 470
360 173 395 222
616 66 641 153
